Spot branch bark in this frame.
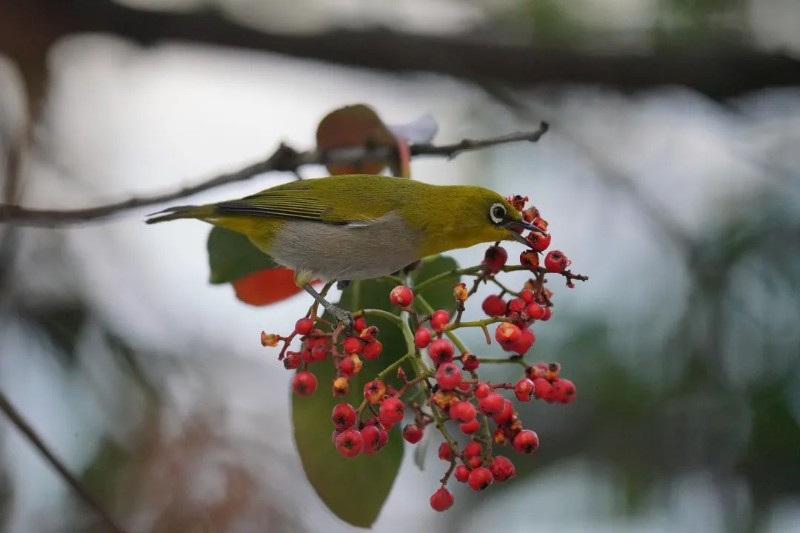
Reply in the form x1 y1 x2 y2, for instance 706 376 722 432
0 389 127 533
2 0 799 102
0 123 548 226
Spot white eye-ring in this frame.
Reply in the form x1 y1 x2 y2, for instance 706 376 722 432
489 202 506 224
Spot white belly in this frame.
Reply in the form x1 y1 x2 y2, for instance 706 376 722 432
269 211 423 281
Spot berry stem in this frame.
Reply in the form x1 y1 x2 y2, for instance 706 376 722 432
412 265 484 293
358 308 404 325
376 352 412 382
477 357 529 367
415 295 470 354
439 459 457 485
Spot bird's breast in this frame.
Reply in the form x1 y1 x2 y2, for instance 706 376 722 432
268 211 424 281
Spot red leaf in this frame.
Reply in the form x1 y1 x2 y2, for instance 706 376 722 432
316 104 398 175
232 267 304 306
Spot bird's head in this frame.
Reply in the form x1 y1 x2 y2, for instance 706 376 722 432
412 185 544 257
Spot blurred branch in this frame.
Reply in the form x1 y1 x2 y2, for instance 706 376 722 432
0 389 127 533
482 84 694 253
0 123 548 226
3 0 799 102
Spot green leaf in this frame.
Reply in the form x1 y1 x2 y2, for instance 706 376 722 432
292 278 406 527
411 255 461 313
207 227 276 284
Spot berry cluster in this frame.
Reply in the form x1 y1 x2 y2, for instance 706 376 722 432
261 194 587 512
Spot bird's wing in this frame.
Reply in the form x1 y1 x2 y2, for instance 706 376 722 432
214 177 407 224
216 191 331 222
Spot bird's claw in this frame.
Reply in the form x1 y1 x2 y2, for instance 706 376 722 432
329 306 354 330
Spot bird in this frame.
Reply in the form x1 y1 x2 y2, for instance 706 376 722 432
147 174 540 324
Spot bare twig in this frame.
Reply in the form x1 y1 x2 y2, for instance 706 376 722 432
0 389 127 533
0 122 548 226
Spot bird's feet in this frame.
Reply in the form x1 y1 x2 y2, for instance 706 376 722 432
328 305 354 329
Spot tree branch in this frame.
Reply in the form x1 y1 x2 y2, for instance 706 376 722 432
0 388 127 533
0 122 548 226
3 0 799 102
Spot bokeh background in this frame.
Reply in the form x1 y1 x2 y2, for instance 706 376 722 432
1 1 800 532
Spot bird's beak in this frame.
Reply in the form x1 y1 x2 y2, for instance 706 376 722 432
505 219 546 245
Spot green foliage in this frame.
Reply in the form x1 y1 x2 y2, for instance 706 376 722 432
207 227 276 284
411 255 461 313
292 257 460 527
292 277 404 528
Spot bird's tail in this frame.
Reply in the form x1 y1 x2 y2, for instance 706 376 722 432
145 204 217 224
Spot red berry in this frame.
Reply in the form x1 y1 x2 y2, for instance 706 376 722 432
490 456 516 482
483 245 508 274
466 456 483 469
435 362 462 391
526 303 546 320
362 340 383 360
526 232 552 252
508 327 536 355
512 429 540 454
338 354 358 376
283 351 301 369
550 378 576 404
353 316 367 333
332 402 357 430
449 400 476 423
438 442 453 461
461 352 480 372
492 399 515 425
474 382 491 399
544 250 570 272
478 392 505 416
414 327 432 349
519 289 535 303
467 467 493 491
335 428 364 457
361 425 388 455
454 465 470 483
291 371 317 396
389 285 414 307
507 298 526 314
359 325 379 341
429 486 454 512
428 338 455 366
463 441 482 459
495 322 522 346
311 343 328 361
342 336 362 354
402 424 424 444
520 250 540 270
541 306 552 321
430 309 450 333
294 318 314 336
459 418 480 434
522 206 539 222
514 378 535 402
378 397 405 428
481 295 507 317
532 378 552 400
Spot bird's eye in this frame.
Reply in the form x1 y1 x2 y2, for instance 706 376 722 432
489 203 506 224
